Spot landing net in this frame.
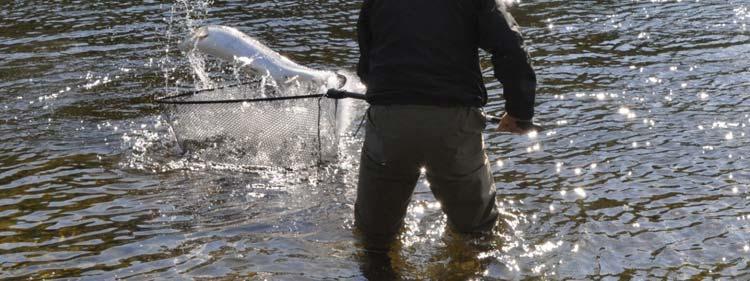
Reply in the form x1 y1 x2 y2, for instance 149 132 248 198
157 83 341 168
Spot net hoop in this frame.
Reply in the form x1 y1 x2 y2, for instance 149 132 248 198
154 82 357 168
154 83 331 105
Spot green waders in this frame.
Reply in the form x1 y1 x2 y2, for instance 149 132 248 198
355 105 499 251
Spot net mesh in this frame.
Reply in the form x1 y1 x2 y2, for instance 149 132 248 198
159 84 340 168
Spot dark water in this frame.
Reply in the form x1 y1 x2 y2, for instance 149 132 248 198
2 0 750 280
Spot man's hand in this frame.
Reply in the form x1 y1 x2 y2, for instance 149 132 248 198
497 113 542 135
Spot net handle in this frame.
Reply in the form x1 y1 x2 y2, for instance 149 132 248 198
325 89 366 100
324 89 521 126
155 86 523 127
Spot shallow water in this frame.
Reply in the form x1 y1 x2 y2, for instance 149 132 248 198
1 0 749 280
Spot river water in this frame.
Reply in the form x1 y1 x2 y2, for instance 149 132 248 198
1 0 749 280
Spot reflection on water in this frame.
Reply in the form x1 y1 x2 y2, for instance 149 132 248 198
1 0 750 279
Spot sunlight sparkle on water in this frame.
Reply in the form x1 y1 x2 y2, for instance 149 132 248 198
618 107 636 119
647 77 661 84
413 205 424 214
573 188 586 198
527 143 541 153
523 241 563 258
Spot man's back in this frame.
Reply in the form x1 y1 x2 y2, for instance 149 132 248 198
358 0 485 106
358 0 536 120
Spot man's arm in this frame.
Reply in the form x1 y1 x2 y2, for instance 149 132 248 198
476 0 536 121
356 0 372 85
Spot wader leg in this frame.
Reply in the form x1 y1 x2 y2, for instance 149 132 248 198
426 157 497 233
425 108 498 233
355 107 421 252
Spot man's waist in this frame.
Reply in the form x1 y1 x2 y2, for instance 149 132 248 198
366 90 485 107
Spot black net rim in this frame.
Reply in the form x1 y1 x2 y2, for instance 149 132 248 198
155 82 328 105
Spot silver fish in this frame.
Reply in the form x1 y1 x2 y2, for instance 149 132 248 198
179 25 343 89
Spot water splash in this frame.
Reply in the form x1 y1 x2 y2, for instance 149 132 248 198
161 0 214 92
185 51 214 89
502 0 521 8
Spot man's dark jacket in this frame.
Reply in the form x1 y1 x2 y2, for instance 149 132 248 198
357 0 536 120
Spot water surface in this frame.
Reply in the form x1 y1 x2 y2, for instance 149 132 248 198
1 0 749 280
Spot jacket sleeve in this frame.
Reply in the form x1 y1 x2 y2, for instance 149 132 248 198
356 0 372 85
476 0 536 120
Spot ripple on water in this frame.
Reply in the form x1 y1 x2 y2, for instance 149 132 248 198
2 0 750 279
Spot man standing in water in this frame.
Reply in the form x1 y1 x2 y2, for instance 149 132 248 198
355 0 537 253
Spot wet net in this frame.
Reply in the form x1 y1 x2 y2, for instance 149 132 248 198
157 83 346 168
